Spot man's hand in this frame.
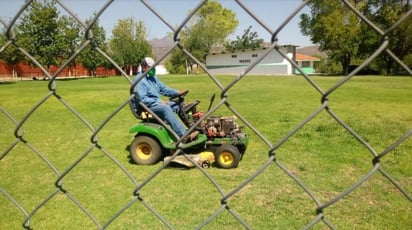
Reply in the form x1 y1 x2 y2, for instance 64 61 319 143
178 90 189 96
169 90 188 100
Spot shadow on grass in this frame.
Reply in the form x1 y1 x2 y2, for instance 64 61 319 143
0 81 16 85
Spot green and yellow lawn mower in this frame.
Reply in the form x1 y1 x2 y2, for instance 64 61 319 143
129 91 249 169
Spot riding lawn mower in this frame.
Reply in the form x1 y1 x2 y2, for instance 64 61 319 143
129 90 249 169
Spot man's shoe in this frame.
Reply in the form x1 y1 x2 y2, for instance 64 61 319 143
183 131 199 143
190 130 199 140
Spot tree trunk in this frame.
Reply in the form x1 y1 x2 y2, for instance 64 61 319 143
341 54 351 75
385 58 393 75
12 65 17 78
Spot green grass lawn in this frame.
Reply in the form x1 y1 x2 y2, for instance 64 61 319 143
0 75 411 229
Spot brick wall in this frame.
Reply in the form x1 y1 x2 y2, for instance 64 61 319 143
0 60 117 79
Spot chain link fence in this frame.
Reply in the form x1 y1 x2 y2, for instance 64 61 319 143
1 0 411 229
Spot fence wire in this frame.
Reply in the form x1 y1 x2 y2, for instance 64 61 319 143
1 0 411 229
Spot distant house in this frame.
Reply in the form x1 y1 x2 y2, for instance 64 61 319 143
206 45 320 75
295 53 320 75
206 45 297 75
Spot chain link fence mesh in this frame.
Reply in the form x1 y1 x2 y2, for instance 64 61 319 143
1 0 411 229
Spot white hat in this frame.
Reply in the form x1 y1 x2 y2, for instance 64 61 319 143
142 57 155 67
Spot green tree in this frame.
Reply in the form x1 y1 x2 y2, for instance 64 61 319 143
57 15 82 77
78 18 108 76
169 1 238 74
316 56 342 75
364 0 412 74
16 0 62 74
300 0 364 75
0 29 24 78
300 0 412 75
108 18 151 76
225 26 263 51
167 49 187 74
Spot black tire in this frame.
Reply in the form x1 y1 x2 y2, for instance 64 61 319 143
214 144 241 169
130 136 162 165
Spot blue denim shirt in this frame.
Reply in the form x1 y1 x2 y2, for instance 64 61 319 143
133 72 179 107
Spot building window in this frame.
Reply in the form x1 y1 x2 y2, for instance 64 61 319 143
302 61 311 67
252 54 258 57
239 59 251 63
232 55 237 58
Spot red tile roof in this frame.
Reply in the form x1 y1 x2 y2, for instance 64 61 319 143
296 53 320 61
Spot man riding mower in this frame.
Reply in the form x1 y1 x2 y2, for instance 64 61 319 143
129 90 249 169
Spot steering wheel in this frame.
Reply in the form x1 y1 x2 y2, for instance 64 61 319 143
169 90 189 100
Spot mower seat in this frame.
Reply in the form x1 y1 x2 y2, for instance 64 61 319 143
129 97 153 121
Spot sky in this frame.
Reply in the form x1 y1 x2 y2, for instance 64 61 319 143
0 0 314 47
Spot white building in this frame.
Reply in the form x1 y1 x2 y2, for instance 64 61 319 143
137 64 169 75
206 45 297 75
155 64 169 75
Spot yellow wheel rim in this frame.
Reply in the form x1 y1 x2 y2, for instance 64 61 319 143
136 143 152 160
219 151 234 166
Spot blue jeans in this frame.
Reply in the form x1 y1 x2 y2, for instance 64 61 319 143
149 101 187 137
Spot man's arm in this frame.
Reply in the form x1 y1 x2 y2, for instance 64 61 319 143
157 77 179 97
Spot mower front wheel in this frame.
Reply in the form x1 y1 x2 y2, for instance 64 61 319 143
130 135 163 165
214 144 241 169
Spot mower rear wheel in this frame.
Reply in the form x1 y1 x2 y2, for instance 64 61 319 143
214 144 241 169
130 136 162 165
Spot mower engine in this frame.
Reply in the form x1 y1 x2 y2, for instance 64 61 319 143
203 116 240 138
